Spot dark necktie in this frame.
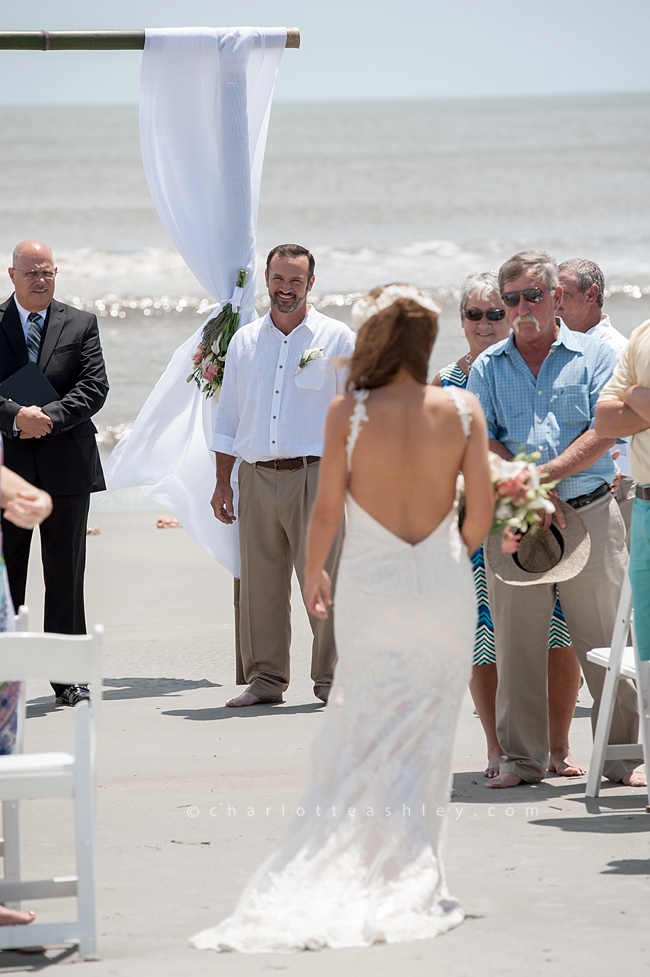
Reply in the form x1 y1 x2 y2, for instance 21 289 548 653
26 312 43 363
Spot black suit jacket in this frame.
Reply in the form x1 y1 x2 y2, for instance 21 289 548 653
0 295 109 495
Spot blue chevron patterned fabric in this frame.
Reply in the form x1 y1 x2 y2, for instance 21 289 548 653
439 361 572 662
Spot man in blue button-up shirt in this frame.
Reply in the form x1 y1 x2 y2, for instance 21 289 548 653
468 250 640 789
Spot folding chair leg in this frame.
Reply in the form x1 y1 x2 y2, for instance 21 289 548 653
586 669 622 797
73 703 97 959
586 576 633 798
2 801 20 910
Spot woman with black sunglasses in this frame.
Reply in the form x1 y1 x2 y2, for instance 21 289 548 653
433 272 583 780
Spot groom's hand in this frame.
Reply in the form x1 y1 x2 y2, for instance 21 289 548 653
211 481 236 524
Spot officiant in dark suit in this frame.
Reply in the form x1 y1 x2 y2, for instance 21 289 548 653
0 240 109 706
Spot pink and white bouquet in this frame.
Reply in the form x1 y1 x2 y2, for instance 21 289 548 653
187 269 248 399
489 451 557 552
459 451 558 553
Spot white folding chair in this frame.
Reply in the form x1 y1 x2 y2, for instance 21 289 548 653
0 621 103 957
0 606 30 917
585 573 650 811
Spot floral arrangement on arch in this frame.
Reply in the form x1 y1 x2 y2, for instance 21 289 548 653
187 269 248 399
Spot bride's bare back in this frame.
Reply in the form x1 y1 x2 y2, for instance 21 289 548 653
305 370 491 614
346 377 479 544
309 368 491 564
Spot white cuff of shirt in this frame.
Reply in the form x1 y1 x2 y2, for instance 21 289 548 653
12 417 19 436
211 433 236 455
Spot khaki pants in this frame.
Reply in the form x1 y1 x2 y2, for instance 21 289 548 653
238 460 343 702
488 493 639 783
616 474 636 545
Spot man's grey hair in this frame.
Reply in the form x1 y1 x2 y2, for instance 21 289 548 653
498 250 559 293
459 271 500 317
558 257 605 308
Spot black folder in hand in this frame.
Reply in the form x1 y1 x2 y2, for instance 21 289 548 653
0 363 60 408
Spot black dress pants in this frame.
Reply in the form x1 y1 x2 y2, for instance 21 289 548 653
2 492 90 697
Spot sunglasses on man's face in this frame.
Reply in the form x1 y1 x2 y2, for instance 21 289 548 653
501 287 548 307
463 307 506 322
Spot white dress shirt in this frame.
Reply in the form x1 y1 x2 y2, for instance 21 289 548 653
587 314 628 357
211 306 356 463
587 314 631 474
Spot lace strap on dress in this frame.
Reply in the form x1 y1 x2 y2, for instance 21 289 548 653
345 389 370 473
445 387 472 442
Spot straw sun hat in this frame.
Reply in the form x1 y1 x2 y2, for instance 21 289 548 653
485 500 591 586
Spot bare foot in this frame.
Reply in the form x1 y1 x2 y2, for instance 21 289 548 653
225 691 262 708
548 751 586 777
157 516 181 529
484 748 502 779
621 768 647 787
485 772 524 789
0 906 35 925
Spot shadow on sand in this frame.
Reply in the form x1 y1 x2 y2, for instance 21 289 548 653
451 771 650 818
162 701 325 722
451 770 588 804
102 677 221 700
0 945 77 968
532 814 650 834
26 677 221 718
601 858 650 874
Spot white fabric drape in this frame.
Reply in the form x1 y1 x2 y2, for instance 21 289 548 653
104 27 286 576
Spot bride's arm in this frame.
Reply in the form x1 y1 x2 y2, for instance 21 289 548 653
304 396 350 618
458 394 494 555
1 466 53 529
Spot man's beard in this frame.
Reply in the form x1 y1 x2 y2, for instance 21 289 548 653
513 313 541 333
270 288 307 314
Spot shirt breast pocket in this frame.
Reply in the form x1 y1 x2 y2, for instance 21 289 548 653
551 384 591 425
295 357 328 390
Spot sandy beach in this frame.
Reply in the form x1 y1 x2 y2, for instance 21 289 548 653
4 508 647 975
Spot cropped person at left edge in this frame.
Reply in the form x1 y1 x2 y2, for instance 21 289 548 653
0 240 109 707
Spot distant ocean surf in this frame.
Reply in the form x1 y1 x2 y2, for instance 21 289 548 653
1 93 649 448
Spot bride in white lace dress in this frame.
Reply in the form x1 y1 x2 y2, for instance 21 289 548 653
191 290 493 953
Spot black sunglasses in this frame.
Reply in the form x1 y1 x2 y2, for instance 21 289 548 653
463 307 506 322
501 287 548 307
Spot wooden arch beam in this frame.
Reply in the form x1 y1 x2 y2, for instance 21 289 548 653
0 28 300 51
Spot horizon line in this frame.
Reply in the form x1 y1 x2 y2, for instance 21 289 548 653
0 88 649 108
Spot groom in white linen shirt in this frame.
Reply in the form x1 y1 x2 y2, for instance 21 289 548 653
211 244 356 707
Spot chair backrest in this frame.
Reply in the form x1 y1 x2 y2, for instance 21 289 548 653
0 623 103 791
0 627 103 688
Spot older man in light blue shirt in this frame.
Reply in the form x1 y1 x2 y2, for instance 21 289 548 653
468 250 641 790
470 319 618 500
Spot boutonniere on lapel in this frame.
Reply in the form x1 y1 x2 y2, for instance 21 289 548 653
295 347 324 375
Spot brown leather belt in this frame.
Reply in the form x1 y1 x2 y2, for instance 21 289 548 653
565 482 610 510
255 456 320 471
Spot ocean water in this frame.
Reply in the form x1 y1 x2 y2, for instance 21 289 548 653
1 93 649 445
